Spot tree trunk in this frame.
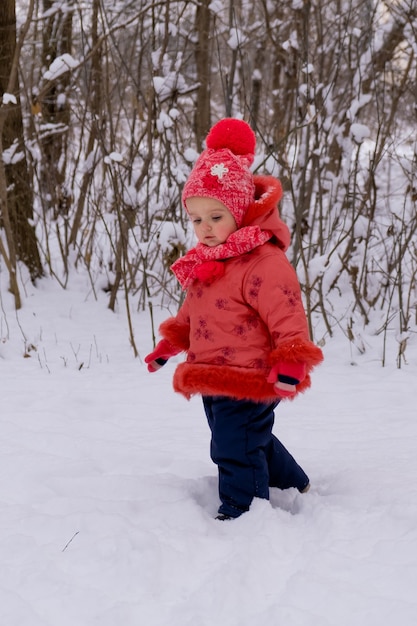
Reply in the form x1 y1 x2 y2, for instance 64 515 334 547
0 0 42 282
39 0 73 217
69 0 102 247
194 0 211 148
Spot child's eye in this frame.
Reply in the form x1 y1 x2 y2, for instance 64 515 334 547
212 216 222 221
192 218 201 224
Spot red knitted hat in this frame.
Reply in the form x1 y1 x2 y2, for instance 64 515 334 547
182 118 256 227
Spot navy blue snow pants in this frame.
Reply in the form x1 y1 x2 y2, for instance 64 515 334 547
202 396 309 519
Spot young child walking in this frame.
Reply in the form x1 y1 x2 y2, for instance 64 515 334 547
145 118 323 520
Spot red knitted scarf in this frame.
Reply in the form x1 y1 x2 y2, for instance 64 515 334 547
171 226 272 289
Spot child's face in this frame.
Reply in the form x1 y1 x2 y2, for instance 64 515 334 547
186 197 237 247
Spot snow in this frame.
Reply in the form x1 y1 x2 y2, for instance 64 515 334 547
350 123 371 144
43 54 78 82
2 143 25 165
104 152 123 164
227 28 245 50
1 275 417 625
2 93 17 105
153 74 188 101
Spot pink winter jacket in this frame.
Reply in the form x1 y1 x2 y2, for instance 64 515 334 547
159 176 323 402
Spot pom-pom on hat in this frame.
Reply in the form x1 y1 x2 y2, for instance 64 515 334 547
182 118 256 227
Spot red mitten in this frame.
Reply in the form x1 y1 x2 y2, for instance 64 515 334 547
144 339 180 372
267 361 306 398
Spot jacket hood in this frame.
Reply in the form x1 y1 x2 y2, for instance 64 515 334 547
242 175 290 251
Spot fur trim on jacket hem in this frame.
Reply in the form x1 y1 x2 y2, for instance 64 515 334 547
172 362 312 402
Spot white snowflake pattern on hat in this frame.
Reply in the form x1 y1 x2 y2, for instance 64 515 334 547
210 163 229 180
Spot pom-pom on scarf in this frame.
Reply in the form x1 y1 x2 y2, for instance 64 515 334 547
171 226 272 289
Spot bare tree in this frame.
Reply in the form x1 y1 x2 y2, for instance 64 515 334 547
194 0 211 147
0 0 42 290
37 0 73 216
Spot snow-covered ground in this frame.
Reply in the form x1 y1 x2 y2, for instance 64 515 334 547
1 274 416 626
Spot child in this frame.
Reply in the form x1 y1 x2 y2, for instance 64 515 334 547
145 118 323 520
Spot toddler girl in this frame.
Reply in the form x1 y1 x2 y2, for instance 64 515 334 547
145 118 323 520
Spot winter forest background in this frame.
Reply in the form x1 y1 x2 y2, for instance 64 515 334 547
1 0 416 365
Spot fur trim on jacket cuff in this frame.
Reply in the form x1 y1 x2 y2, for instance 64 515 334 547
159 317 190 352
270 340 324 369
